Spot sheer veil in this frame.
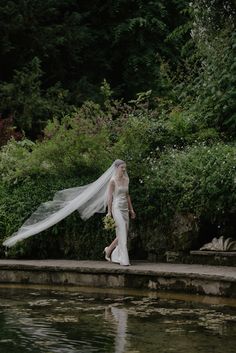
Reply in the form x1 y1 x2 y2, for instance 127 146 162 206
3 160 125 248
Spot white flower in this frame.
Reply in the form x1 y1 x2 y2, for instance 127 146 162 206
41 161 51 170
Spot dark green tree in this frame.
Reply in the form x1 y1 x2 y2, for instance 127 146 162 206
0 0 189 106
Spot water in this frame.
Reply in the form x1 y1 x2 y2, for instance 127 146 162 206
0 285 236 353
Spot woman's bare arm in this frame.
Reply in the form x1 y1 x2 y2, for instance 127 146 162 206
127 194 136 219
107 179 115 215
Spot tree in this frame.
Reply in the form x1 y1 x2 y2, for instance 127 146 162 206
0 0 189 102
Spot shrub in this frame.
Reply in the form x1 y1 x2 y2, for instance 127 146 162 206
0 175 115 259
0 90 235 259
139 143 236 253
0 111 111 184
173 1 236 137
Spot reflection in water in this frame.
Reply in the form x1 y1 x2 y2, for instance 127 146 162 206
111 307 128 353
105 307 128 353
0 287 236 353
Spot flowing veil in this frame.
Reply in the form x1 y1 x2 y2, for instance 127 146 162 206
3 161 119 248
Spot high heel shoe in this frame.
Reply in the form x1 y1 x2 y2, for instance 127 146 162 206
104 247 111 262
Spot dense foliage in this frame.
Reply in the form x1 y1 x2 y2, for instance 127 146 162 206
0 0 188 136
0 0 235 260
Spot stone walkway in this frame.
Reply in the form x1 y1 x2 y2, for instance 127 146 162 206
0 259 235 297
0 259 235 281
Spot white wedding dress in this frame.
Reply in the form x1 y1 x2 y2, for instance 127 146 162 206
110 178 130 266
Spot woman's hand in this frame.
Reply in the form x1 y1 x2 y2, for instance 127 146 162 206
130 210 136 219
106 212 112 217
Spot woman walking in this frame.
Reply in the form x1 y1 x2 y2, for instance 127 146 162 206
104 160 135 266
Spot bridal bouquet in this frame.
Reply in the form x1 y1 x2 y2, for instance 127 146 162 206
103 214 116 231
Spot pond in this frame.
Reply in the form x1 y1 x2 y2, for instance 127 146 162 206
0 284 235 353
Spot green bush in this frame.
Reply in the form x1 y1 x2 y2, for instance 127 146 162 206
0 175 115 259
138 143 236 253
0 105 112 184
1 93 235 259
172 1 236 137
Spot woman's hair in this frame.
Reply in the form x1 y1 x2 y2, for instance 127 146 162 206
114 159 126 168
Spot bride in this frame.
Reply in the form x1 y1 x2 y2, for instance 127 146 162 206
104 160 135 266
3 159 135 266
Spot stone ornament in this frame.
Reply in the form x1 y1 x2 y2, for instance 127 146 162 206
200 236 236 251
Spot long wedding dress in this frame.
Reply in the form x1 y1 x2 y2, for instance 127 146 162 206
110 178 130 266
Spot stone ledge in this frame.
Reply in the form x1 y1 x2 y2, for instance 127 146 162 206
0 260 235 298
189 250 236 266
191 250 236 257
0 263 235 283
